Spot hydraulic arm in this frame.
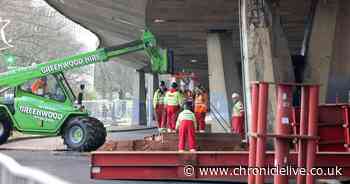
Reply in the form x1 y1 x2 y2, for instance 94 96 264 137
0 30 168 87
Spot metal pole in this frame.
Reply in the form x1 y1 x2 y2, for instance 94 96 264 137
248 83 259 184
256 82 269 184
306 85 319 184
297 86 309 184
274 85 293 184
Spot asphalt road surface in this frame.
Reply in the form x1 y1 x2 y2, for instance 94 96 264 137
1 150 225 184
0 129 235 184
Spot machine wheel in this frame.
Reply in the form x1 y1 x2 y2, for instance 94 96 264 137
0 119 11 145
62 116 106 152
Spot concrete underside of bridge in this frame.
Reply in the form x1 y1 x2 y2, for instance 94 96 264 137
45 0 350 128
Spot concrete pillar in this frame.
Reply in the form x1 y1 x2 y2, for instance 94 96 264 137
146 74 158 127
326 0 350 103
207 32 242 132
132 71 147 126
240 0 295 133
304 0 339 103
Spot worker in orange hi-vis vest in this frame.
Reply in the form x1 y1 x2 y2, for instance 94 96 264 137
164 82 183 132
31 77 47 95
176 102 197 152
153 81 167 132
231 93 245 138
194 86 208 133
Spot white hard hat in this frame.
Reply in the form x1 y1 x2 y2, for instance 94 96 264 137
232 93 240 99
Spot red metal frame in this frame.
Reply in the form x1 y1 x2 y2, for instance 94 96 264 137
306 86 319 184
91 151 350 181
274 85 293 184
91 82 350 184
248 83 259 184
255 82 269 184
297 86 309 184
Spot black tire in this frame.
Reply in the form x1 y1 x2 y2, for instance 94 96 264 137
0 119 11 145
62 116 106 152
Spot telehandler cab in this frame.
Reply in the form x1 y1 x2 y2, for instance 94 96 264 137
0 31 169 151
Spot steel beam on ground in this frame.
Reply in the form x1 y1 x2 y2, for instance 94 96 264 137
91 151 350 181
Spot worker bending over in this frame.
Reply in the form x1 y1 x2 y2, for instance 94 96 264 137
153 81 167 131
194 86 208 132
176 102 197 152
164 82 183 132
231 93 245 138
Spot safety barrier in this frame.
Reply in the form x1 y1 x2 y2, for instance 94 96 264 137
0 153 69 184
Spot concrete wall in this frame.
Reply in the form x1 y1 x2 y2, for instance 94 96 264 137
305 0 350 103
304 0 338 103
327 0 350 103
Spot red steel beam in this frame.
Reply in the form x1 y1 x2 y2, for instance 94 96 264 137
91 151 350 181
255 82 269 184
306 86 319 184
297 86 309 184
248 83 259 184
274 85 293 184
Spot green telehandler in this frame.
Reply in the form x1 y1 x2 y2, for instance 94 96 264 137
0 31 170 151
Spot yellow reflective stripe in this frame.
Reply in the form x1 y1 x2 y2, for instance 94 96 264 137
178 111 196 121
166 91 181 105
233 101 243 116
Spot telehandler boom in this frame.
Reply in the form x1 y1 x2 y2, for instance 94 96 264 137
0 31 169 151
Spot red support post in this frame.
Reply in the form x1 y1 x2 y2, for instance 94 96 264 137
306 85 319 184
248 83 259 184
255 82 269 184
297 87 309 184
343 106 350 151
274 85 293 184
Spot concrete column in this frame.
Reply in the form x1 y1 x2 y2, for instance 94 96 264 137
146 74 158 127
132 71 147 126
326 0 350 103
304 0 339 103
220 32 243 115
240 0 295 133
207 32 242 132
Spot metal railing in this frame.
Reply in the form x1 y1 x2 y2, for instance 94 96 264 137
0 153 69 184
209 102 231 133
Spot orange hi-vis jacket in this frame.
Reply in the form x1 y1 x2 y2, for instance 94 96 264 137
194 92 208 113
31 79 45 93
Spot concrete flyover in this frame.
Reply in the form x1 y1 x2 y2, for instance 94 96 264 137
45 0 350 129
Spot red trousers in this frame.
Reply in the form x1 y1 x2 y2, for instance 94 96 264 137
178 120 197 150
155 104 166 128
195 112 206 131
231 115 245 138
166 105 180 130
